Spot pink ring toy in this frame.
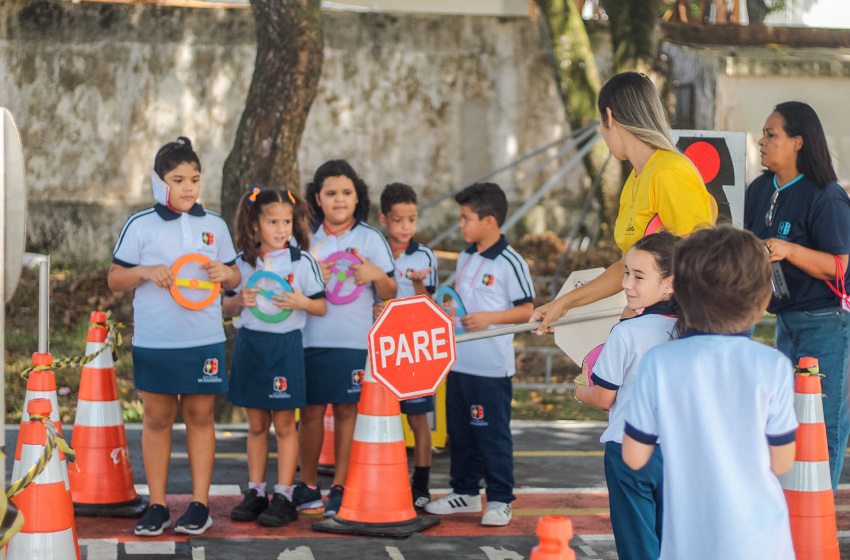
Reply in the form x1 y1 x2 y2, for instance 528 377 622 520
324 251 365 305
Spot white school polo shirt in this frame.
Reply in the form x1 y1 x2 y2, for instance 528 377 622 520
590 304 676 444
452 235 534 378
231 245 325 334
394 241 438 298
302 221 395 350
625 334 797 560
112 204 238 349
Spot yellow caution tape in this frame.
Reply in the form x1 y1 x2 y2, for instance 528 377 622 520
6 414 77 500
0 452 24 547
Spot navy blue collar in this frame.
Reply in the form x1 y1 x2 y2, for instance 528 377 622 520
290 245 302 261
463 235 509 260
681 328 751 339
621 300 675 323
154 202 206 221
404 241 420 255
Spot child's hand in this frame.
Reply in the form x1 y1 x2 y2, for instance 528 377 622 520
273 287 309 311
460 312 492 333
574 365 590 387
373 300 387 320
351 255 384 286
239 287 260 308
319 259 337 284
204 261 234 284
407 268 433 282
140 265 175 289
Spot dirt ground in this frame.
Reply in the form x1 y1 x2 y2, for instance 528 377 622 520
4 233 620 423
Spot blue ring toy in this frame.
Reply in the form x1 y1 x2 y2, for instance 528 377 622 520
246 271 295 323
435 285 467 334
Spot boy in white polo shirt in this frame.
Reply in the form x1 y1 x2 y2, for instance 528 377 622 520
425 183 534 526
623 227 798 560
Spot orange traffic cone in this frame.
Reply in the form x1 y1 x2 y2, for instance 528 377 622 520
7 399 79 560
68 312 147 517
22 353 62 434
778 357 840 560
313 361 440 537
317 405 335 476
530 516 577 560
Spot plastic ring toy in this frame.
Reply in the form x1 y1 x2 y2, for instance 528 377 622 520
581 344 604 388
246 271 294 323
324 251 365 305
170 253 221 311
435 285 467 334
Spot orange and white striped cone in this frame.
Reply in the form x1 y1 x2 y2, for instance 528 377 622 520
68 312 147 517
7 399 79 560
313 360 440 537
317 405 335 476
22 353 62 435
530 516 577 560
778 357 840 560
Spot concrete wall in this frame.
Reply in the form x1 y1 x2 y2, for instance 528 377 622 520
0 1 577 265
664 42 850 185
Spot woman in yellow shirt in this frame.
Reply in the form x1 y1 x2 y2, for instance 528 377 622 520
532 72 715 331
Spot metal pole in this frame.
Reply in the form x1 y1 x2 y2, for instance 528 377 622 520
455 308 622 343
23 253 50 354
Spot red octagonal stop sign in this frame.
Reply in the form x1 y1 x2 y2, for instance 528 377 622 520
369 295 456 400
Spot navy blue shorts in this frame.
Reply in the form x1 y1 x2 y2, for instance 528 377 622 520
132 343 227 395
227 328 306 410
400 394 435 415
304 347 366 405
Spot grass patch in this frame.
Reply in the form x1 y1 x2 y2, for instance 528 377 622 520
512 388 609 422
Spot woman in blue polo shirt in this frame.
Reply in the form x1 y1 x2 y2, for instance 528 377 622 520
744 101 850 493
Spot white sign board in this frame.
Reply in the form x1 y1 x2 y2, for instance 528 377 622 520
2 108 27 303
553 268 626 366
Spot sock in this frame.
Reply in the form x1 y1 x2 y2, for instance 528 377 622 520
275 484 294 501
412 466 430 492
248 481 267 496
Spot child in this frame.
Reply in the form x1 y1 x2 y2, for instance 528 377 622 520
224 188 327 527
623 227 798 560
108 137 241 536
297 160 397 516
374 182 438 511
574 232 679 560
424 183 534 526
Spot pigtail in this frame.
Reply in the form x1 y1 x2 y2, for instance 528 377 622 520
288 190 315 251
234 187 261 268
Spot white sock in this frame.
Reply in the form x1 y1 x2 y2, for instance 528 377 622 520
248 481 267 496
275 484 293 501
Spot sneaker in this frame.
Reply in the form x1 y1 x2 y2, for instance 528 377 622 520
258 493 299 527
292 482 323 511
424 492 482 515
323 484 344 517
174 501 213 535
412 487 431 512
481 501 512 526
230 488 269 522
135 504 171 536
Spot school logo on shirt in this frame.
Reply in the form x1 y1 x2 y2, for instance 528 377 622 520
470 405 488 426
274 377 287 392
286 273 294 285
203 358 218 375
405 269 414 280
777 221 791 239
202 232 215 245
482 274 495 287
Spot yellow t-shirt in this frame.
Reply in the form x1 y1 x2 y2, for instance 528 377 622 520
614 150 715 253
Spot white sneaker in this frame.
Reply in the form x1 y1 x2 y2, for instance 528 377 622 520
424 492 482 514
481 501 512 526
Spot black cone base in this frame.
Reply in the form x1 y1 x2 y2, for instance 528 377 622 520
73 494 149 518
312 513 440 539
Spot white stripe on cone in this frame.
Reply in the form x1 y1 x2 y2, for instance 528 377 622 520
74 400 122 427
352 414 404 443
6 527 77 560
12 443 70 489
83 341 112 370
795 392 825 424
779 460 832 493
21 392 59 424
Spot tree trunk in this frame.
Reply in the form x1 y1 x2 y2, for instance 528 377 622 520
600 0 664 73
220 0 324 227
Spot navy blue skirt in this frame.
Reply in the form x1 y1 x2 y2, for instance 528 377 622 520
228 328 306 410
400 394 435 415
304 347 367 405
132 343 227 395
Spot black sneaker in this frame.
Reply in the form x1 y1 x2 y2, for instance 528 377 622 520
292 482 323 511
258 493 299 527
174 501 213 535
323 484 344 517
230 489 269 522
412 487 431 512
135 504 171 536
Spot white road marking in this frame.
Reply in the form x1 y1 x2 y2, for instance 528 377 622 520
124 541 176 554
79 538 118 560
277 546 317 559
385 546 406 559
480 546 524 559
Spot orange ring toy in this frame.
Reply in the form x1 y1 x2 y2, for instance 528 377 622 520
169 253 221 310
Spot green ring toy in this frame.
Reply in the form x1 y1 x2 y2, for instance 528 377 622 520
246 271 294 323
